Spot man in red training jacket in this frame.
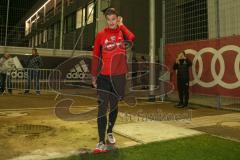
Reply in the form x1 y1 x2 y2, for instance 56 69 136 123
91 8 135 153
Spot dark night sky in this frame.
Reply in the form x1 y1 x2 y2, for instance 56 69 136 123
0 0 39 26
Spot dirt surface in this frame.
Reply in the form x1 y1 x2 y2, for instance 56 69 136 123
0 93 97 110
0 94 138 160
0 109 138 160
0 93 238 159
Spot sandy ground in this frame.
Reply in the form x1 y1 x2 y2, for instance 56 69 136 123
0 93 138 160
0 93 239 160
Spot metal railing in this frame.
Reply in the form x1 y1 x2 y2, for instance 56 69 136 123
6 68 61 94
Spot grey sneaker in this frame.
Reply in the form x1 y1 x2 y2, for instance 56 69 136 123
93 142 108 154
107 133 116 144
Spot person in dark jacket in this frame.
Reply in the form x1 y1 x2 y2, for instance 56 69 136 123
173 51 192 108
24 48 43 95
0 53 12 94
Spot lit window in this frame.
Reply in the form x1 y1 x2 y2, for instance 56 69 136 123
83 8 86 26
87 2 94 24
25 21 30 36
76 9 83 29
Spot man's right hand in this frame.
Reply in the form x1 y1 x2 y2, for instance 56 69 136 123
118 16 123 26
92 76 97 88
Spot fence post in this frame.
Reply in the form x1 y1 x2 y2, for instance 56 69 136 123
149 0 156 101
159 0 166 102
4 0 10 46
216 0 221 109
60 0 64 50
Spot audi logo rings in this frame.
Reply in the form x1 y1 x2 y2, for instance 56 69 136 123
185 45 240 89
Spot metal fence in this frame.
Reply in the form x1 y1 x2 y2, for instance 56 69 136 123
165 0 208 44
6 68 61 94
164 0 240 111
165 0 240 43
0 0 37 46
0 25 28 47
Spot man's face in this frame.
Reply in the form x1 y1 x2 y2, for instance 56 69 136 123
106 14 118 29
32 49 36 55
4 54 10 59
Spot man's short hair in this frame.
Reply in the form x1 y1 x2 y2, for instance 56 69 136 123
104 8 119 17
178 51 186 56
32 48 37 52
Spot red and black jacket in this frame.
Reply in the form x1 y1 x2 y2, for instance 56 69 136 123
91 25 135 77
